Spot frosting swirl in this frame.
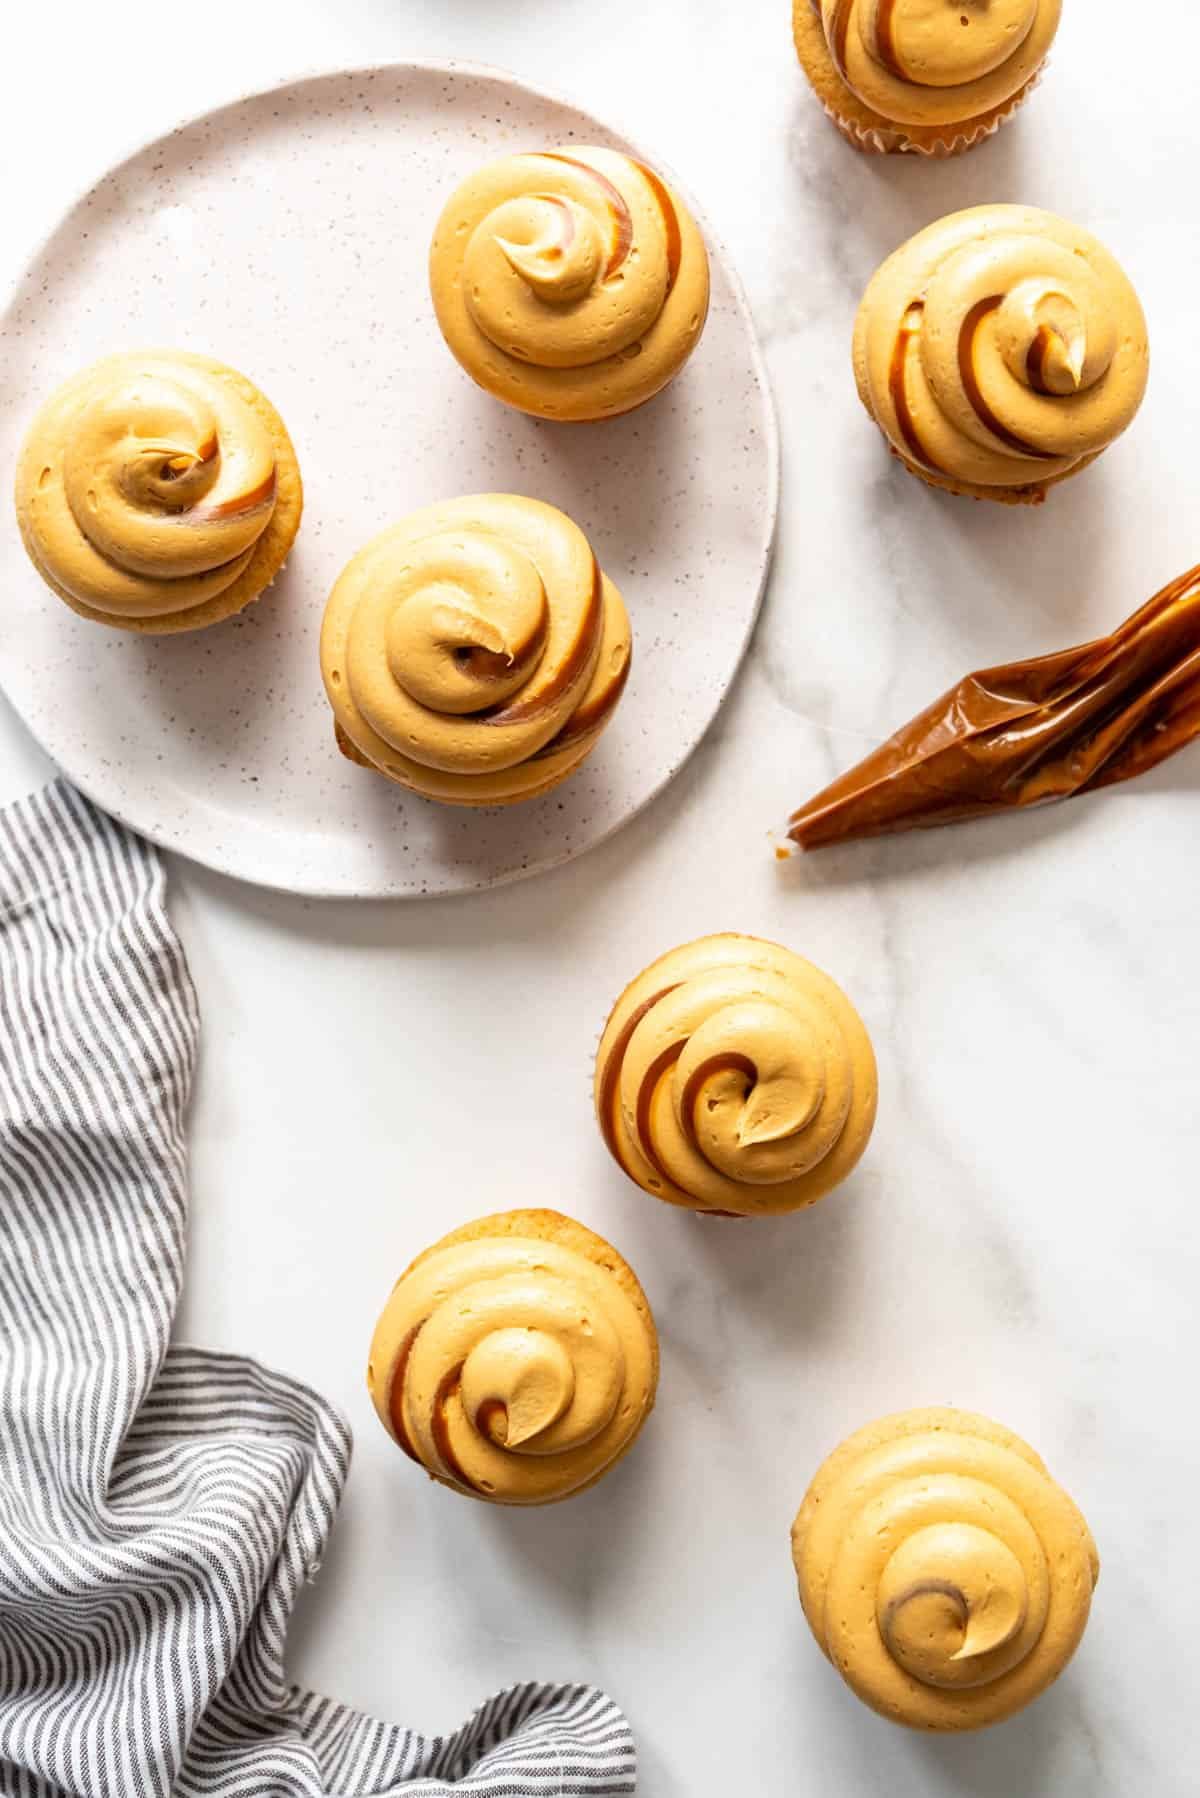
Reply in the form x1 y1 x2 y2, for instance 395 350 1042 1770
791 1409 1100 1730
15 351 293 628
854 206 1149 497
813 0 1060 128
430 148 710 421
320 495 631 806
367 1211 658 1505
594 934 877 1217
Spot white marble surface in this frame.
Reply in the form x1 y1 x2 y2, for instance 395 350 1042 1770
2 4 1197 1793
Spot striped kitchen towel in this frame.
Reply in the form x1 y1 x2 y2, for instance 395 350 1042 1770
0 782 636 1798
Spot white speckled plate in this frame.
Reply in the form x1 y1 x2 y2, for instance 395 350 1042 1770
0 63 777 897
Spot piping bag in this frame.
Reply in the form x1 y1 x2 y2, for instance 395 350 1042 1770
784 564 1200 852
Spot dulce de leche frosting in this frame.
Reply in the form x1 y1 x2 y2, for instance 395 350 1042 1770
320 495 631 806
367 1210 658 1505
792 1409 1099 1731
594 934 877 1217
429 147 710 421
808 0 1060 137
854 206 1149 500
15 351 296 630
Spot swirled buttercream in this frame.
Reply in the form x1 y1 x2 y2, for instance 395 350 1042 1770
430 147 710 420
320 494 631 805
791 1408 1099 1729
594 934 877 1217
853 206 1148 501
368 1210 659 1505
15 350 302 631
794 0 1062 156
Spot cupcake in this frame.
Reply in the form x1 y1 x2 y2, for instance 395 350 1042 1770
15 350 302 632
367 1210 659 1506
320 494 631 806
429 147 710 421
854 206 1149 504
793 0 1062 158
791 1408 1099 1730
594 933 877 1217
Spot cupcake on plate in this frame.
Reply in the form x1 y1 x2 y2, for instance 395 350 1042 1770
367 1210 659 1506
320 494 631 806
791 1408 1099 1730
429 147 710 421
15 350 302 632
793 0 1062 158
854 205 1149 504
594 933 877 1217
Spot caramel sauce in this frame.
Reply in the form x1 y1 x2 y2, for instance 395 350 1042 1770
873 0 903 76
539 154 633 278
596 984 683 1161
430 1362 476 1490
483 556 602 727
192 467 277 523
633 161 683 294
679 1052 758 1151
530 635 632 760
387 1324 425 1463
787 565 1200 849
958 297 1051 459
634 1043 686 1181
888 304 941 474
827 0 855 77
475 1399 510 1444
1025 324 1057 396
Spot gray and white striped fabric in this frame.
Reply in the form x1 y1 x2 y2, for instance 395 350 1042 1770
0 781 636 1798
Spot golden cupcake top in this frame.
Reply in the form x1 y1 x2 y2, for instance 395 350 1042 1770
810 0 1060 128
854 205 1149 497
320 494 630 806
367 1210 658 1505
792 1408 1099 1730
594 933 877 1217
429 147 710 421
15 350 298 630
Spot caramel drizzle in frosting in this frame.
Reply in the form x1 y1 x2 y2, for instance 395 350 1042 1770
387 1324 424 1463
827 0 855 77
190 467 278 525
889 304 940 474
635 1044 687 1181
475 1399 509 1443
1025 324 1058 396
481 554 602 728
430 1364 475 1490
633 161 684 294
679 1053 757 1150
539 154 634 278
596 984 682 1162
530 633 632 760
958 296 1053 459
873 0 902 76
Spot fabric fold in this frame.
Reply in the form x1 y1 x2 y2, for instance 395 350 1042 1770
0 781 635 1797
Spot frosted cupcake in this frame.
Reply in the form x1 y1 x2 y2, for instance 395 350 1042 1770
594 933 877 1217
367 1210 659 1505
854 206 1149 504
793 0 1062 158
791 1408 1099 1730
15 350 302 632
430 147 710 421
320 494 631 806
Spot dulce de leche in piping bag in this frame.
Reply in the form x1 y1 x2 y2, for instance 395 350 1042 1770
784 564 1200 852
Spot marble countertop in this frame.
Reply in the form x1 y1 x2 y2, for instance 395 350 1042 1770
2 4 1196 1793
